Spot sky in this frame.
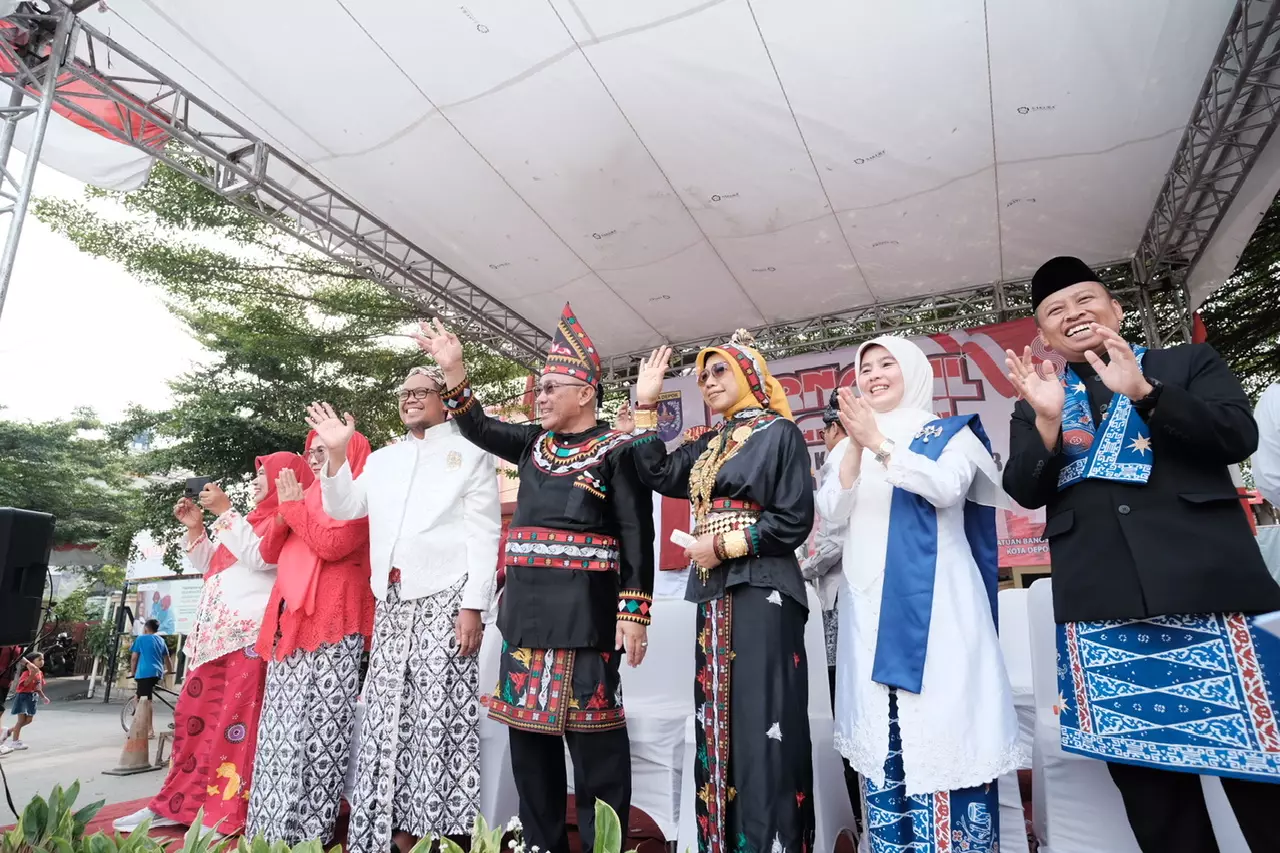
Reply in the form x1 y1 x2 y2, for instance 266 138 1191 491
0 153 206 423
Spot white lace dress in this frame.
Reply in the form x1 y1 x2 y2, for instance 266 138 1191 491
818 435 1023 796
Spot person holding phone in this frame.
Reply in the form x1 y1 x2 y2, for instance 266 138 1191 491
114 454 311 836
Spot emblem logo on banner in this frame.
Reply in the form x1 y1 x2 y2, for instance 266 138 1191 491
657 391 683 444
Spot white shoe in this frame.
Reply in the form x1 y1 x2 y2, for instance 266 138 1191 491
0 744 11 756
9 741 26 751
113 807 179 832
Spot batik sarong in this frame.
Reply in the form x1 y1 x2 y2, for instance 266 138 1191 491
346 579 480 853
1057 613 1280 781
148 646 268 834
863 692 999 853
694 585 813 853
245 633 363 844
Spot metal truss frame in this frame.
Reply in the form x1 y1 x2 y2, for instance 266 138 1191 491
1134 0 1280 295
0 0 1274 383
0 2 552 369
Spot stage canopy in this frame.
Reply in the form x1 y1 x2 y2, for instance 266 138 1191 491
4 1 1280 376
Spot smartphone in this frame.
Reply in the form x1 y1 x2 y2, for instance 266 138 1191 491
184 477 212 500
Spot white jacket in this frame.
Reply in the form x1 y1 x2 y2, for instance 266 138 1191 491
320 419 501 611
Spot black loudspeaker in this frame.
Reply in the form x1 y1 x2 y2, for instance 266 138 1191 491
0 508 54 646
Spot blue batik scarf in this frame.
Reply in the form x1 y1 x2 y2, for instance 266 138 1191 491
871 414 999 695
1057 344 1152 490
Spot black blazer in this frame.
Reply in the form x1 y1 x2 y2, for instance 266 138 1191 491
1003 343 1280 623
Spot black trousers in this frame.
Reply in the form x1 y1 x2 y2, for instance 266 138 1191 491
1108 761 1280 852
509 726 631 853
827 666 862 832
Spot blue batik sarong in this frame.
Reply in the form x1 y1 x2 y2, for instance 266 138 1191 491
863 693 999 853
1056 613 1280 781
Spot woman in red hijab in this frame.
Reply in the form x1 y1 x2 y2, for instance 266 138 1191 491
114 452 313 836
246 431 376 846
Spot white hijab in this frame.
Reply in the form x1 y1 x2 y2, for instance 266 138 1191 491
854 335 1010 511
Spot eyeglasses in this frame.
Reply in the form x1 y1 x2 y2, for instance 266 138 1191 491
697 362 731 387
536 380 587 397
305 448 327 460
397 387 440 401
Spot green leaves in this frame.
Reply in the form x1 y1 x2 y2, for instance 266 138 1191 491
593 799 623 853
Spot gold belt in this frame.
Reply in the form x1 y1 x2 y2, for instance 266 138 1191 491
693 509 761 581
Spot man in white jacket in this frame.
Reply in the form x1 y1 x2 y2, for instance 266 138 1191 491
306 365 501 853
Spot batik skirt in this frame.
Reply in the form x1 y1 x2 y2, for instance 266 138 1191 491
346 580 480 853
245 633 364 844
149 646 268 834
1057 613 1280 781
695 585 814 853
862 692 999 853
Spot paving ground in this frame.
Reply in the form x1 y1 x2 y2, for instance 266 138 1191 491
0 676 169 817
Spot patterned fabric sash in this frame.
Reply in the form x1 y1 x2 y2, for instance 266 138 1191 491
873 415 999 694
1057 613 1280 782
1058 345 1152 490
504 526 619 572
486 645 625 734
692 509 761 576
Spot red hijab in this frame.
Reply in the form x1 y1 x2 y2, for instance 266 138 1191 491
206 452 315 576
277 431 373 613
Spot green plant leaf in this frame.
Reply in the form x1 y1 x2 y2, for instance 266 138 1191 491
86 831 118 853
593 799 623 853
24 796 49 844
405 836 434 853
249 834 269 853
74 801 107 837
64 781 81 810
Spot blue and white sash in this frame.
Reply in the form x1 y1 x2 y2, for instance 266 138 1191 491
1057 345 1152 490
871 415 999 695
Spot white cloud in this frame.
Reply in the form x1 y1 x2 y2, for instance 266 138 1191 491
0 153 206 422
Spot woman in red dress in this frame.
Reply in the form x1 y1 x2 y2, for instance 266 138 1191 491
113 452 314 835
246 431 375 845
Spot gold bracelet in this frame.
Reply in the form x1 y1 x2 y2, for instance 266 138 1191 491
720 529 750 560
633 409 658 430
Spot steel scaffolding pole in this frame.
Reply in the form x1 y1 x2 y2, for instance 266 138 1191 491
0 7 71 324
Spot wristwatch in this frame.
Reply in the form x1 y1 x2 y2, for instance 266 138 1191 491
873 439 896 465
1132 378 1164 412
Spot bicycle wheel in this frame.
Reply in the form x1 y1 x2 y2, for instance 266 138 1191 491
120 695 138 732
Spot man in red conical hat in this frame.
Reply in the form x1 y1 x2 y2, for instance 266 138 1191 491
417 303 655 853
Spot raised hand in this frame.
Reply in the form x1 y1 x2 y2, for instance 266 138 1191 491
1084 325 1153 400
173 497 204 530
1005 346 1065 421
413 318 464 374
615 401 635 433
276 468 305 503
305 402 356 454
837 388 884 449
637 346 672 406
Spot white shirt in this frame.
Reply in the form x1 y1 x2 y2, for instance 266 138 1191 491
1253 383 1280 506
183 510 276 671
817 435 1022 795
801 450 846 611
320 419 501 611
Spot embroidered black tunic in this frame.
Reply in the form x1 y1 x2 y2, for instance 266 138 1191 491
631 409 814 606
445 383 656 650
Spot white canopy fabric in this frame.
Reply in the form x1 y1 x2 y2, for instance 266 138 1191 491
55 0 1242 355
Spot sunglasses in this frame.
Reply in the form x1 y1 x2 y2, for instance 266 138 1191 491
697 362 732 387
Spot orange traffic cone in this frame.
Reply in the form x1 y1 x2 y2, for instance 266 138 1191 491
104 697 161 776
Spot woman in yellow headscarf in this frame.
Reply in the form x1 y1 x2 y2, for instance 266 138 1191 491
631 331 815 853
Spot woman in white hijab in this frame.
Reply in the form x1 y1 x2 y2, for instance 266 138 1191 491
817 335 1020 853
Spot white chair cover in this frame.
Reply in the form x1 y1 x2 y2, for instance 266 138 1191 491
998 587 1036 766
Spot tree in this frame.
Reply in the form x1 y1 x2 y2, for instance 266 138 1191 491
33 156 528 567
0 407 137 550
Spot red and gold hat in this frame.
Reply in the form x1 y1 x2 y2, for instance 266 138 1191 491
543 302 602 386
